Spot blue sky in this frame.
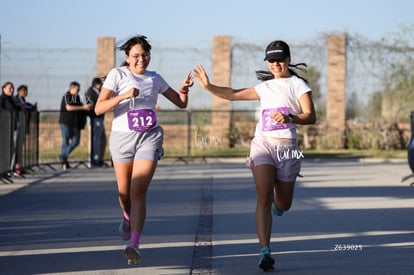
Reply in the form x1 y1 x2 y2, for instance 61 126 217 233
0 0 413 110
0 0 413 49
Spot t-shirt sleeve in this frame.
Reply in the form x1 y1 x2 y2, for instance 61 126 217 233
102 68 121 92
254 82 264 99
294 78 312 99
156 73 170 94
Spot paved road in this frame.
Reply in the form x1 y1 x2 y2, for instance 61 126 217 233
0 158 413 274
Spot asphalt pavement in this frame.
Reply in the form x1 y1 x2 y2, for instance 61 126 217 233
0 158 413 275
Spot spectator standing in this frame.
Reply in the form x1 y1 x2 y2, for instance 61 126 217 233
58 81 91 170
1 82 22 111
85 77 106 167
14 84 36 111
1 82 24 175
14 84 37 137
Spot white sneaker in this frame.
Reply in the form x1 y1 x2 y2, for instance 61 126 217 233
123 244 140 265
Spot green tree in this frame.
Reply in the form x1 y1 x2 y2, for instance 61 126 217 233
346 91 363 120
362 24 414 123
366 91 382 121
298 66 324 120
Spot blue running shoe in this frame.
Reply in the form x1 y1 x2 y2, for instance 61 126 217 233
272 202 284 216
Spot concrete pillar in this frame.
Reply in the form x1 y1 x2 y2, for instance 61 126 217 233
211 36 231 147
326 34 347 148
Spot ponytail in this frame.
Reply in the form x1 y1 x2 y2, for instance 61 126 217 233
255 63 308 83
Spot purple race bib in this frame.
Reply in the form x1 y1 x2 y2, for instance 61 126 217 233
262 107 290 131
127 109 157 132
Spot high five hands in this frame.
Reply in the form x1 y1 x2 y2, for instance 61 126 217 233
180 71 194 92
192 65 210 90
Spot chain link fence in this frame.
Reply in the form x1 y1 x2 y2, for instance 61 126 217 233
1 32 414 178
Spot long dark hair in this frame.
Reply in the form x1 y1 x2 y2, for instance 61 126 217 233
2 81 14 95
118 35 151 66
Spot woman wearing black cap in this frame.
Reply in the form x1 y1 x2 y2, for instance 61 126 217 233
193 40 316 271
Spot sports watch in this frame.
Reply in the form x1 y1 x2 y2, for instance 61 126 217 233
287 114 294 123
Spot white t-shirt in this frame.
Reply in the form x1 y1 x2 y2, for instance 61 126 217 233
103 66 169 132
254 75 311 139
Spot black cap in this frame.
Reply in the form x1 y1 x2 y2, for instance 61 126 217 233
264 40 290 61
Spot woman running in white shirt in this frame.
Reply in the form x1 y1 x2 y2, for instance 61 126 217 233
193 40 316 271
95 35 193 266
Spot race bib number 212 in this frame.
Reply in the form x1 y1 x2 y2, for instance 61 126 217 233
127 109 156 132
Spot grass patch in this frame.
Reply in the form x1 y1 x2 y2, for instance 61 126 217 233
302 149 407 159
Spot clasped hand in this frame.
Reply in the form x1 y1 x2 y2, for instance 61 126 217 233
126 87 140 99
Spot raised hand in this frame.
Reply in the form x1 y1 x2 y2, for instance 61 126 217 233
180 71 194 91
193 65 210 90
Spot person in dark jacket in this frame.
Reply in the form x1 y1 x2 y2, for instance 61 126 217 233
58 81 91 170
14 84 36 111
85 77 106 167
14 84 37 137
1 82 22 112
1 82 24 175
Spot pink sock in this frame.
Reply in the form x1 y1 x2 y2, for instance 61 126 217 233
123 212 130 222
131 231 141 247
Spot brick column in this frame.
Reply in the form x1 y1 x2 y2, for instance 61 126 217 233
211 36 231 147
96 37 115 161
97 37 115 78
326 34 347 148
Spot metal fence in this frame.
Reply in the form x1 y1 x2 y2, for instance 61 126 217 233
36 109 259 160
2 34 399 113
2 33 414 182
1 109 261 182
2 107 412 183
2 107 297 179
0 110 39 182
